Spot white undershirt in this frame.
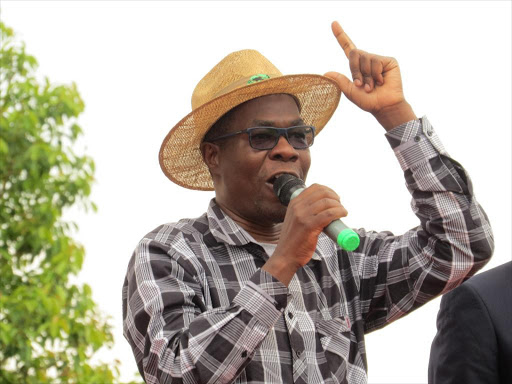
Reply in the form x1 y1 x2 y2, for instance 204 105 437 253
258 242 277 257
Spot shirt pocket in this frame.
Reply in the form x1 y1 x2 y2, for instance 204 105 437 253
315 316 352 381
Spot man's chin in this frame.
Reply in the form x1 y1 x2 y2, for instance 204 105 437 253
255 200 287 224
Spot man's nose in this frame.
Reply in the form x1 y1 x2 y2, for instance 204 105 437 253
268 135 299 161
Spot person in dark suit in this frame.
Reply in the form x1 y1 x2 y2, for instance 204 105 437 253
429 261 512 384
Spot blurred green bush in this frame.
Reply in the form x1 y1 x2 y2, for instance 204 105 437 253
0 21 121 383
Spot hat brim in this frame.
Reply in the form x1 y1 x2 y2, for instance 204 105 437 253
159 74 341 191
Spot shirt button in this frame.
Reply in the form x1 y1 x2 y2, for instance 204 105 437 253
295 350 302 357
426 129 433 136
241 351 247 358
287 312 293 319
414 135 421 142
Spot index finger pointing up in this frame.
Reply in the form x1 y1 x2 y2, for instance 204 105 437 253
332 21 356 58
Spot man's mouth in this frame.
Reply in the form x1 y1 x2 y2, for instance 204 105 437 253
266 172 299 186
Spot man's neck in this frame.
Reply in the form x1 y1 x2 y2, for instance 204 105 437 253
215 200 282 244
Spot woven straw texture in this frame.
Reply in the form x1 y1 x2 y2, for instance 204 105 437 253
159 50 341 191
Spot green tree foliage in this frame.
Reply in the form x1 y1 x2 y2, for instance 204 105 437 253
0 22 121 383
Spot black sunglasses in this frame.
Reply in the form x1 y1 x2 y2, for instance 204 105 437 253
206 125 316 150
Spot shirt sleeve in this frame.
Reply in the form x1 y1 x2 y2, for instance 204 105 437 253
122 234 289 384
357 116 494 333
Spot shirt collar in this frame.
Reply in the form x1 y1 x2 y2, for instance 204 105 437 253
206 199 253 246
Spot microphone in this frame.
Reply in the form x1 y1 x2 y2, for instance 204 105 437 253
273 174 360 252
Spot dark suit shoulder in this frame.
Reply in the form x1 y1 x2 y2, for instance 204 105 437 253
445 261 512 384
464 262 512 329
465 261 512 297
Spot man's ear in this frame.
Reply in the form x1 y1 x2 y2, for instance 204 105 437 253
200 142 221 175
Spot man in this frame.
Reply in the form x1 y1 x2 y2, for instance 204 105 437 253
123 21 494 383
429 261 512 384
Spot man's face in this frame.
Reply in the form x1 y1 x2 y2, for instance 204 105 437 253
210 94 311 225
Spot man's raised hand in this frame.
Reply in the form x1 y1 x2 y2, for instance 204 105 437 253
325 21 416 130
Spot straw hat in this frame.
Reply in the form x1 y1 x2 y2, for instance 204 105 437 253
159 49 341 191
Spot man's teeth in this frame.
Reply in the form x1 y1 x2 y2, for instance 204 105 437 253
270 173 287 184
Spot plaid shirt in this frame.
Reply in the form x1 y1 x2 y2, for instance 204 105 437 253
123 117 494 384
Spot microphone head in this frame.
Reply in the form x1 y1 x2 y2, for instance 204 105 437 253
273 174 305 206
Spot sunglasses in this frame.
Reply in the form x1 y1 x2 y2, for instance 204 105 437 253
206 125 316 150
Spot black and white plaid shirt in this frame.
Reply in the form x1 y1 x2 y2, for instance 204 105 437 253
123 117 494 384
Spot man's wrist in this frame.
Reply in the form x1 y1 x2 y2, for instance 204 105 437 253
373 100 417 131
262 253 300 287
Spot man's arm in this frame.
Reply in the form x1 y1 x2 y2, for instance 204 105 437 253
122 230 288 384
428 282 500 384
324 21 494 329
358 116 493 331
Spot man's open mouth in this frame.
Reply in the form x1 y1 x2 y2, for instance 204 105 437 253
266 172 299 185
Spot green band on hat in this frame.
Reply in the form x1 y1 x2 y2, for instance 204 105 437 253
337 228 360 251
247 74 270 84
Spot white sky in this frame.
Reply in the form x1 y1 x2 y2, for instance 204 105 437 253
2 1 511 383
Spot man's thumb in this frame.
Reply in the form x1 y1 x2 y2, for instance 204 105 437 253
324 71 352 96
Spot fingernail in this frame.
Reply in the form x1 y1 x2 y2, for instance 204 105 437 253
354 79 362 87
365 83 371 92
